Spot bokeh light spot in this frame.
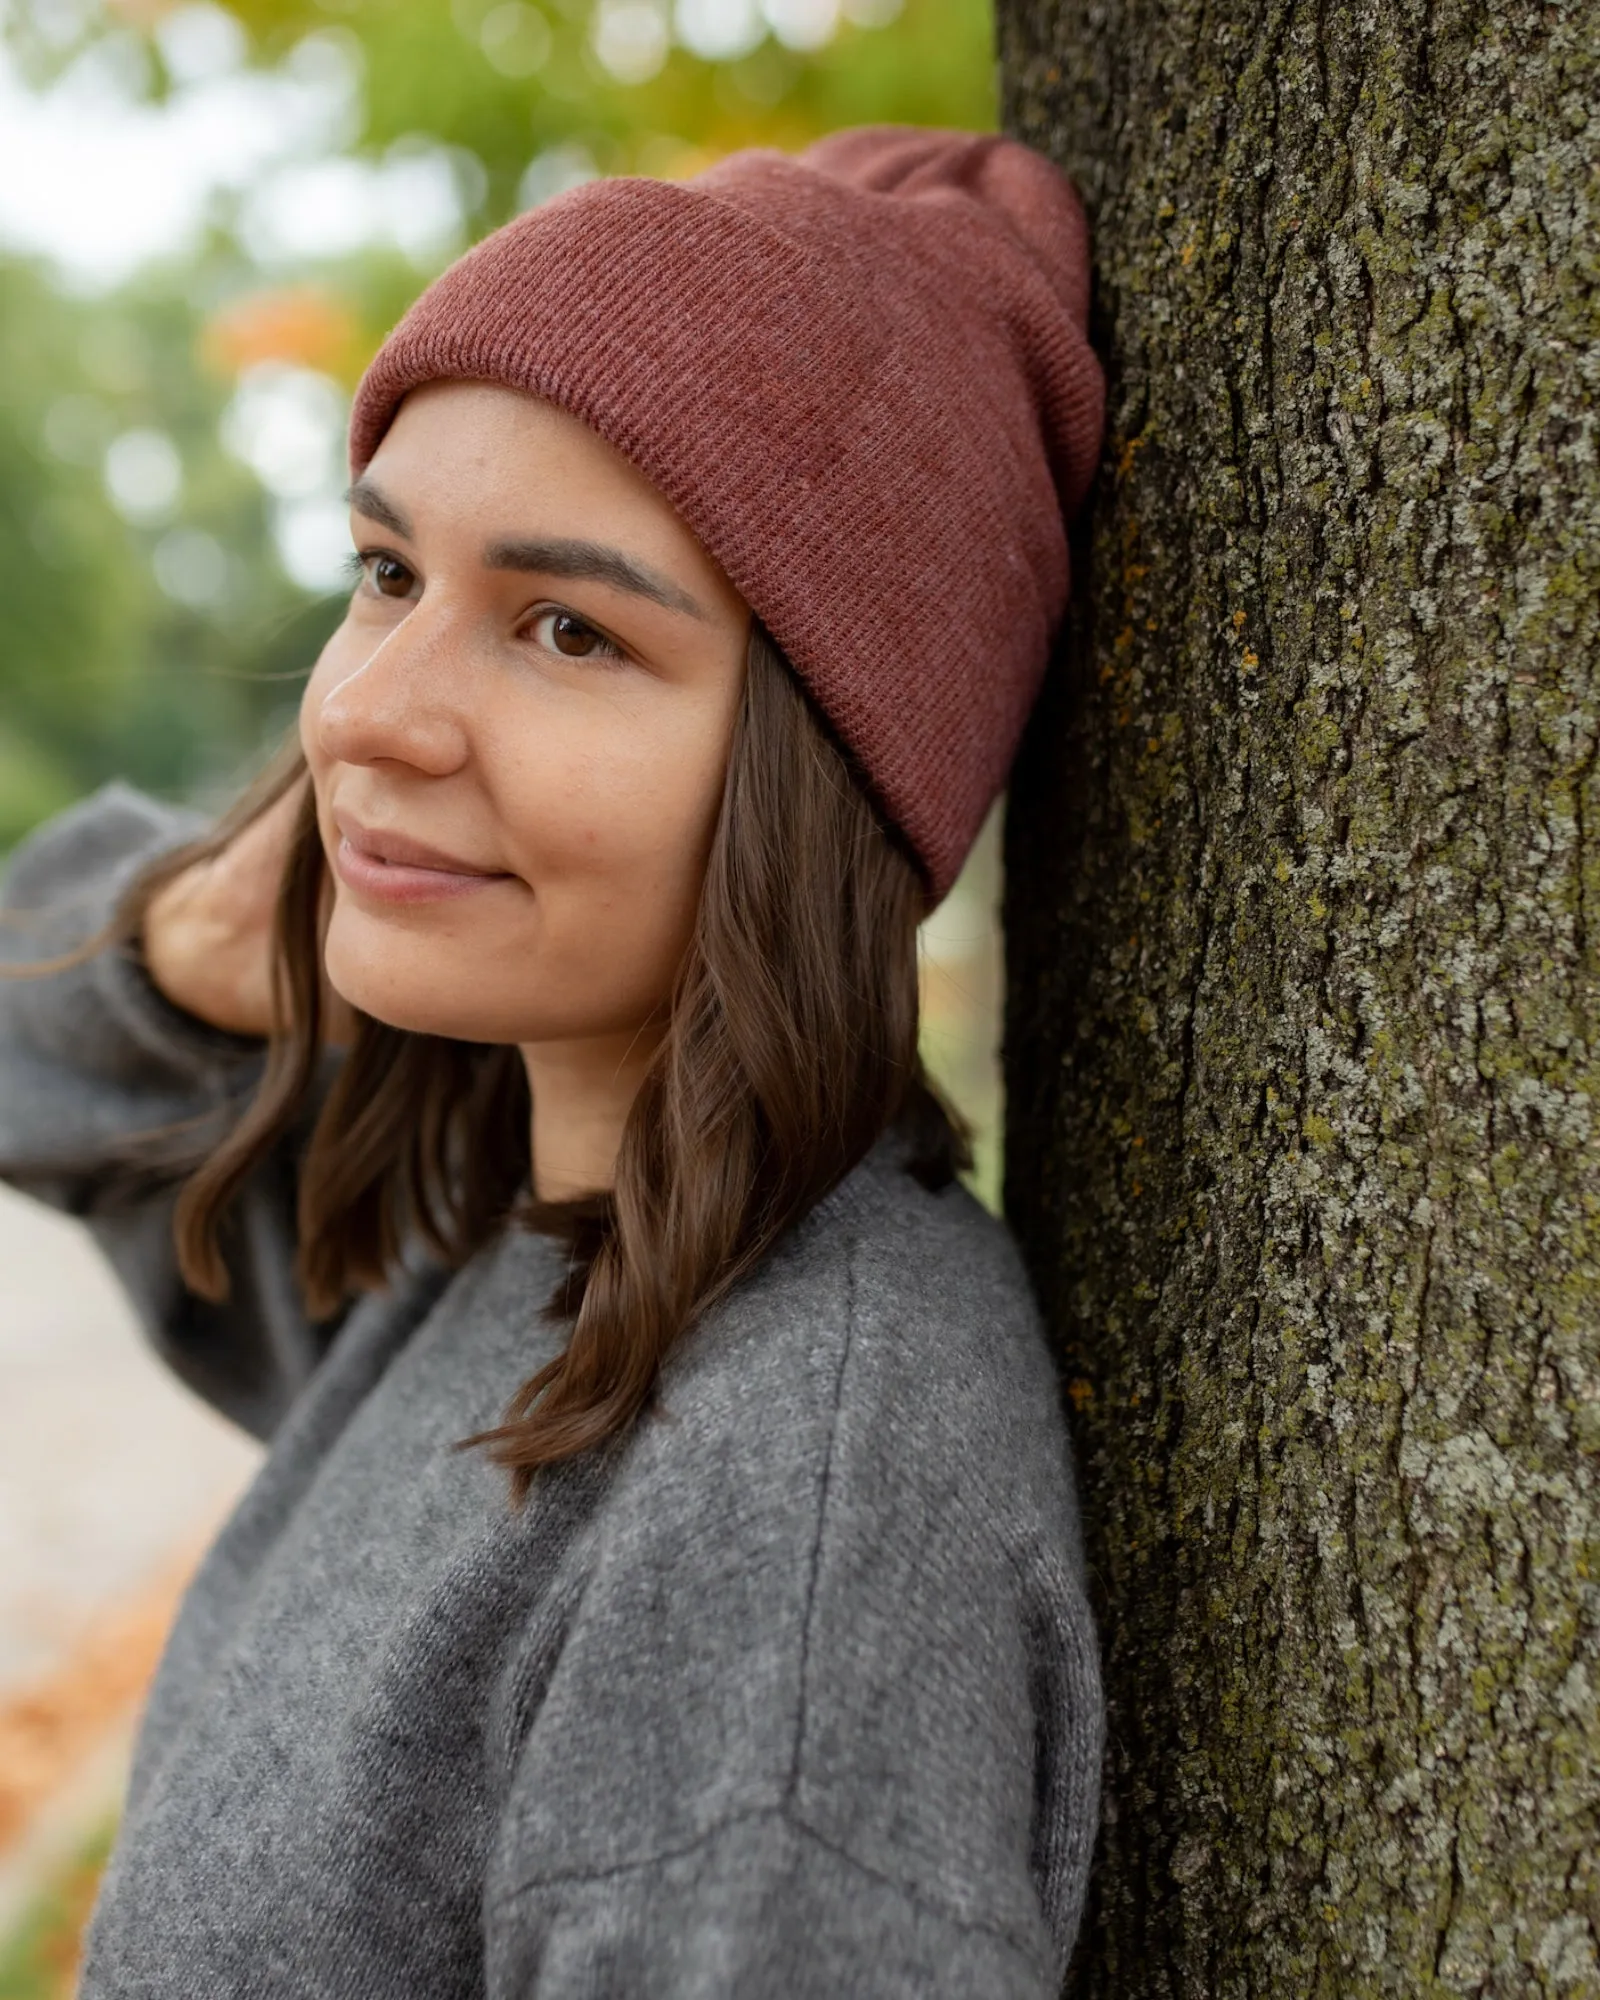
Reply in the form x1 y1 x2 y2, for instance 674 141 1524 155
674 0 764 63
591 0 671 84
153 527 231 609
103 428 182 523
759 0 839 51
221 363 346 500
479 2 554 76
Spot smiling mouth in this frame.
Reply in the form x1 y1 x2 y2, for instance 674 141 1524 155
332 816 514 906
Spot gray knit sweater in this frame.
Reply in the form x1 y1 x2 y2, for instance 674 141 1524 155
0 785 1102 1999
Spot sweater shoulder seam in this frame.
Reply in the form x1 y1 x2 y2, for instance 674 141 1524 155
782 1224 857 1809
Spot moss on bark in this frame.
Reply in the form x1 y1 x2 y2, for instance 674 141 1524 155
996 0 1600 1992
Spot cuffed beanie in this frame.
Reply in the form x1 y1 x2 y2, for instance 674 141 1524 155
348 125 1106 900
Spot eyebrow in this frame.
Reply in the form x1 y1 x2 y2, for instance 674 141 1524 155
345 478 411 537
345 478 710 623
485 537 709 621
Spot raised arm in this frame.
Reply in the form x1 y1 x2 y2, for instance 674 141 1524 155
0 782 334 1438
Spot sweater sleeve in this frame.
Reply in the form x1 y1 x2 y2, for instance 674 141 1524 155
485 1810 1061 1997
481 1205 1100 1997
0 783 333 1438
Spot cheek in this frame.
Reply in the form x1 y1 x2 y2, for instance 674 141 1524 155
497 709 727 891
505 771 717 991
478 722 726 1015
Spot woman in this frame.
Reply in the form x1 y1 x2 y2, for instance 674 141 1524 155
1 125 1106 1995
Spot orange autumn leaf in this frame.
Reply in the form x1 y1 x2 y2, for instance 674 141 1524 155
201 285 365 383
0 1545 204 1860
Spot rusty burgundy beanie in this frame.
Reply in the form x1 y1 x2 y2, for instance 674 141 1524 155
348 124 1106 901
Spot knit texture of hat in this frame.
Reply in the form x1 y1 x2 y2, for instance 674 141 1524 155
348 125 1106 901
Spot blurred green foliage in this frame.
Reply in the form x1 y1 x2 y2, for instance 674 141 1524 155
8 0 995 206
0 1815 115 1999
0 0 993 840
215 0 997 211
0 256 335 843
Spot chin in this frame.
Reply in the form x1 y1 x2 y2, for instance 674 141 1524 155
323 930 505 1044
331 980 502 1044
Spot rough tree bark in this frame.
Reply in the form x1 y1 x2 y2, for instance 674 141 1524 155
996 0 1600 1993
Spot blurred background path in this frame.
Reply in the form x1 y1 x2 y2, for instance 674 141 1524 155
0 1186 260 1969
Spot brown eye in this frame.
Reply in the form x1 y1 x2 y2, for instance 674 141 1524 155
370 555 413 598
529 608 624 664
549 611 599 656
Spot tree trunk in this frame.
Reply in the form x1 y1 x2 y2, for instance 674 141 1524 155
996 0 1600 1993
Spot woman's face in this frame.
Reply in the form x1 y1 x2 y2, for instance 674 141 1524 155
301 381 751 1049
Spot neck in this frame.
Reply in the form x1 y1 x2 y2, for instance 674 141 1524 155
519 1024 663 1202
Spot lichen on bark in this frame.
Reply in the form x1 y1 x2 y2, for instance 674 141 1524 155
995 0 1600 1992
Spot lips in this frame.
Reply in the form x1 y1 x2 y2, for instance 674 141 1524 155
331 809 513 906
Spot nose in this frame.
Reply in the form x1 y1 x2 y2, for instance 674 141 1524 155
313 599 472 777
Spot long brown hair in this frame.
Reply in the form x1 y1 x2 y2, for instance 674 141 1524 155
117 622 967 1502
